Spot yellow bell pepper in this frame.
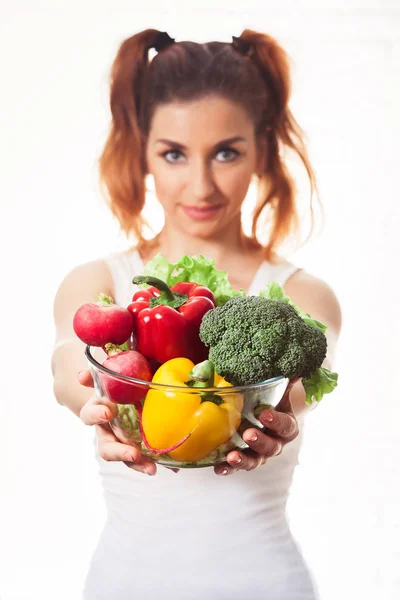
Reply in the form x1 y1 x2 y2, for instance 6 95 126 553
141 358 244 462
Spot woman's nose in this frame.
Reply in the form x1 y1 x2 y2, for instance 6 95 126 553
190 160 217 201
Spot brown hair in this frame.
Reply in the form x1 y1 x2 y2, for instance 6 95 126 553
98 28 320 262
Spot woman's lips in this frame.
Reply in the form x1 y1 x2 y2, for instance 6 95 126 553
180 204 224 221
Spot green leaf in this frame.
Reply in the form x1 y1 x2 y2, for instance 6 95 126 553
142 253 245 306
259 281 327 333
142 254 174 283
117 404 142 443
118 341 131 351
259 281 289 302
301 315 328 333
302 368 338 405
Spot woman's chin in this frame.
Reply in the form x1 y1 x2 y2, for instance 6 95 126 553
181 220 221 240
177 208 228 239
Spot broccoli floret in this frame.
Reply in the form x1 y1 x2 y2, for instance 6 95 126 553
199 296 327 386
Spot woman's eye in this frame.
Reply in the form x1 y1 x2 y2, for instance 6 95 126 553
162 150 183 163
216 148 239 161
161 148 239 164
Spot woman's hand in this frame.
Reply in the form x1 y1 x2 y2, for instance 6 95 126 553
214 378 301 476
77 369 159 476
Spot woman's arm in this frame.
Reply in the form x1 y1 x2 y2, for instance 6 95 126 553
51 258 114 417
214 269 342 475
283 269 343 419
51 258 159 476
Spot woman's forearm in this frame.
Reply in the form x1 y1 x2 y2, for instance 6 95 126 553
289 379 316 419
51 340 95 417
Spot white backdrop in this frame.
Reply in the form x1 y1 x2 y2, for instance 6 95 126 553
1 2 399 599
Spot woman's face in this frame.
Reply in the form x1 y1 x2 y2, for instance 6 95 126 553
144 96 266 240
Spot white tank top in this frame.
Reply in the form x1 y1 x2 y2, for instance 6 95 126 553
83 249 320 600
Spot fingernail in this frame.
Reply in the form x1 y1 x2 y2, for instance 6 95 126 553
221 469 228 475
264 412 274 422
247 432 258 442
232 455 242 464
144 467 155 476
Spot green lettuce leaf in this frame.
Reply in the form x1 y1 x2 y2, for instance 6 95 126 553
259 281 327 333
142 253 245 306
117 404 142 443
302 367 339 405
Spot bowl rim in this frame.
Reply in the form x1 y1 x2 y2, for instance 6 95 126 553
85 345 288 393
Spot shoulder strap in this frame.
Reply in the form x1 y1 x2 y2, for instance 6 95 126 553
248 260 303 295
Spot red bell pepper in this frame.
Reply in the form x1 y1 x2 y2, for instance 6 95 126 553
128 276 216 364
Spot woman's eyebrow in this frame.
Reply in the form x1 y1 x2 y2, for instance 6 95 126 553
155 136 246 150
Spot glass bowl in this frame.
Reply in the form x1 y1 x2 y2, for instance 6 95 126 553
85 345 289 469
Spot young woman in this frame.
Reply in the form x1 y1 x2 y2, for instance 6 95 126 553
52 28 342 600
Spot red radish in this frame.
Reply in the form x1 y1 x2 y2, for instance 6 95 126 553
73 293 133 346
100 347 152 405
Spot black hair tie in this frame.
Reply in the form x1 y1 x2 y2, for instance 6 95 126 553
232 35 252 57
151 31 175 52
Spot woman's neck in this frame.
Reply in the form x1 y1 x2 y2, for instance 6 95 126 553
138 220 266 293
144 218 258 267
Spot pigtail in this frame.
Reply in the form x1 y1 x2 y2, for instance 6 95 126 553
238 29 320 261
98 29 159 243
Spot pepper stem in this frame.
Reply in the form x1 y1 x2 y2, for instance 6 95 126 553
187 360 224 405
188 360 215 388
132 275 188 310
132 275 175 301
